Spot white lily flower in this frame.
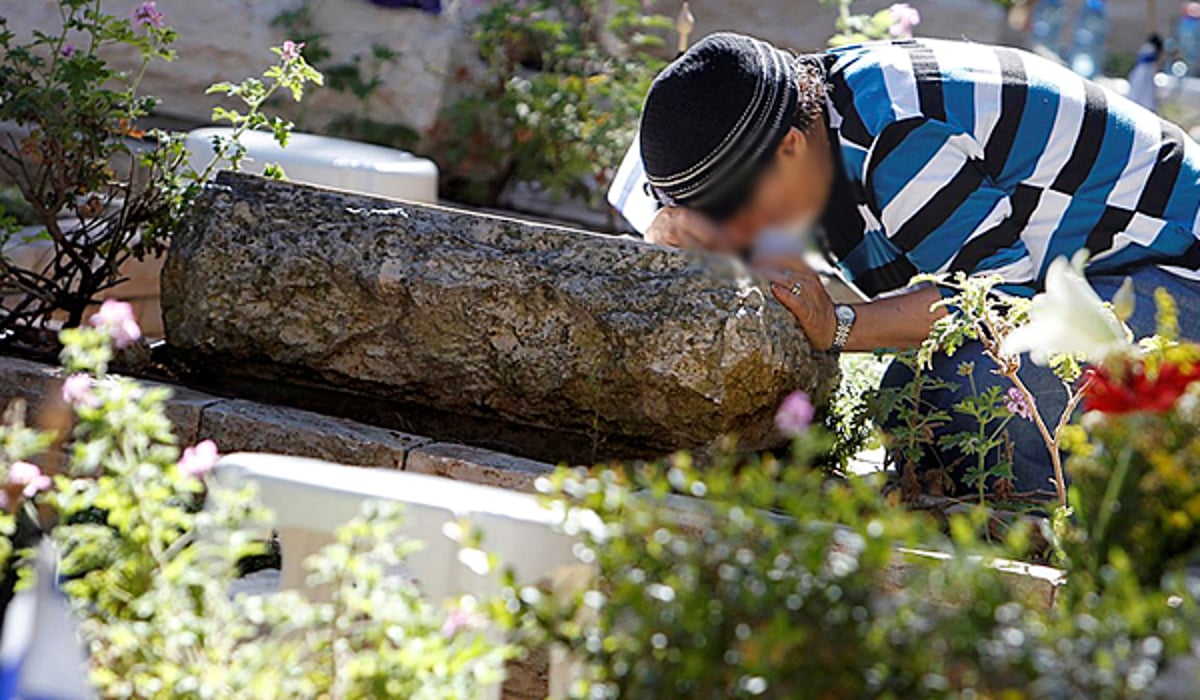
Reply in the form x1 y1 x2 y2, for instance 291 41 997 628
1000 256 1130 365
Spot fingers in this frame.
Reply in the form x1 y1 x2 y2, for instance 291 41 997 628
763 270 813 322
770 282 805 322
760 265 820 303
762 270 795 289
763 268 837 350
645 208 731 252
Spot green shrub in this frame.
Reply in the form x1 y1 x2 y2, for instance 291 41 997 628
505 439 1200 699
0 302 511 699
433 0 671 207
0 0 320 334
1065 397 1200 589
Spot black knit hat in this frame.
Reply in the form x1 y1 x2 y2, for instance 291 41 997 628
639 32 799 220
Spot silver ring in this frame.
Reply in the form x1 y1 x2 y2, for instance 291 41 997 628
789 281 804 296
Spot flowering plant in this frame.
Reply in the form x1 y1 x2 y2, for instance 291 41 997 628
0 301 511 697
1082 355 1200 414
0 0 321 338
510 410 1200 698
891 249 1200 591
1040 288 1200 588
900 255 1142 508
824 0 921 47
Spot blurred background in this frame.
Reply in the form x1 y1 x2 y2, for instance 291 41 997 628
3 0 1198 232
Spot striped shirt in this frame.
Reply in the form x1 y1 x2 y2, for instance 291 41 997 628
608 39 1200 299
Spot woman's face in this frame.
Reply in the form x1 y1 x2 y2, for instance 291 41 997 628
720 126 835 251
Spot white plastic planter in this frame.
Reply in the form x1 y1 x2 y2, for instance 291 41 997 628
185 128 439 203
212 453 585 700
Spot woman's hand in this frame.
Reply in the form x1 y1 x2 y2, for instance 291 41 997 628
644 207 733 252
755 254 837 351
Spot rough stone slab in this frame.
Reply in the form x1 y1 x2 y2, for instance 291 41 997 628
406 443 556 493
197 399 429 468
161 384 221 446
0 355 465 470
0 355 62 418
0 355 218 444
164 173 838 454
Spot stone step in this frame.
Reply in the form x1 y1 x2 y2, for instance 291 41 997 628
0 355 553 492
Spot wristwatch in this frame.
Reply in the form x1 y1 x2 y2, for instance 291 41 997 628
831 304 857 353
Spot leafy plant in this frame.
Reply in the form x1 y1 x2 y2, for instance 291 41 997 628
433 0 671 207
939 368 1017 503
866 351 959 499
823 0 921 47
0 301 510 699
0 1 320 336
271 3 420 150
915 270 1094 507
505 414 1200 699
821 352 887 473
203 40 324 177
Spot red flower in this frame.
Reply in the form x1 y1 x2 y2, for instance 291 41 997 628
1082 359 1200 414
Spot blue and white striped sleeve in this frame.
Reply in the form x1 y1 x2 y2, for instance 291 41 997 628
607 138 660 235
867 118 1039 296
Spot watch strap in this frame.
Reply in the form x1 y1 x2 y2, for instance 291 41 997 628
831 305 855 352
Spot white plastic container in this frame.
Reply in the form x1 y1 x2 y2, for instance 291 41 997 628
184 128 438 203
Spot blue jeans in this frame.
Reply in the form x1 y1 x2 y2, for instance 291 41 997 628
879 266 1200 495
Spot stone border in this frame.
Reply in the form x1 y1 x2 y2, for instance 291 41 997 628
0 354 1062 611
0 355 555 493
406 442 556 492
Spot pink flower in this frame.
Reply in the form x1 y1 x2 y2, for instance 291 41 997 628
132 1 164 29
280 40 305 62
178 440 220 478
888 3 921 38
61 373 99 408
1004 386 1034 421
441 607 484 638
774 391 815 437
61 43 76 58
89 299 142 349
8 462 51 498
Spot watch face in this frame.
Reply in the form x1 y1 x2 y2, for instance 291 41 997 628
836 305 856 324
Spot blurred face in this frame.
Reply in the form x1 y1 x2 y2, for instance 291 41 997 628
720 123 835 252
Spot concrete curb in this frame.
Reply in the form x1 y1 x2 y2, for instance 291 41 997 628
0 355 556 493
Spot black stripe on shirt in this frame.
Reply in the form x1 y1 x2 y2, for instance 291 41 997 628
827 69 872 148
1084 206 1136 256
1137 121 1187 218
890 161 987 252
862 118 925 214
854 255 920 298
984 48 1028 182
949 184 1042 273
1051 81 1108 195
1174 240 1200 269
902 42 946 122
